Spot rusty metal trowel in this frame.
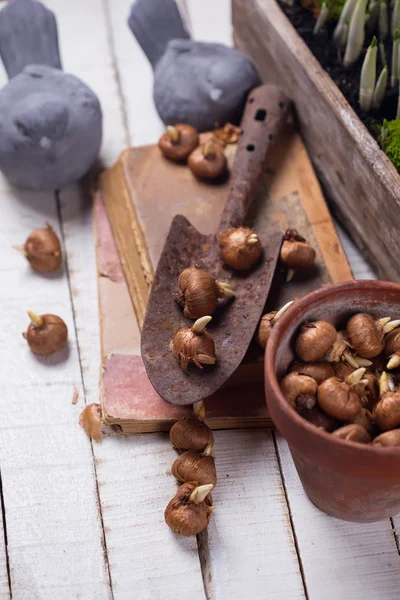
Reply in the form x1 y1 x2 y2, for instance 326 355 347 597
141 84 292 405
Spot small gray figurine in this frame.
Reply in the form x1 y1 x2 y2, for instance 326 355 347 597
0 0 102 191
128 0 261 132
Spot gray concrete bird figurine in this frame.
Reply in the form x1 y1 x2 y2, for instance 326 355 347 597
128 0 261 132
0 0 102 190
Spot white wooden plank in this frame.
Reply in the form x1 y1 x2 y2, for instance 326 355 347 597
204 430 305 599
51 0 207 596
0 183 111 599
184 0 232 45
0 514 10 600
276 435 400 599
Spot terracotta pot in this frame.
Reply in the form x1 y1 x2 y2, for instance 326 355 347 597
265 280 400 522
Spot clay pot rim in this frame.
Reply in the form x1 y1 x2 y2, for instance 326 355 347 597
265 279 400 456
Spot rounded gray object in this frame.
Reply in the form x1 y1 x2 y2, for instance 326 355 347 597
0 65 102 190
153 40 261 131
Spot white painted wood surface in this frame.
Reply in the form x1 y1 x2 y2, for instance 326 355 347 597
0 0 399 599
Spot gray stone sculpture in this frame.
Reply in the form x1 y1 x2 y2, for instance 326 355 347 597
0 0 102 190
128 0 261 132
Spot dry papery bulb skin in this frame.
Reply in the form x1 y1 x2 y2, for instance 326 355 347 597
317 368 366 420
373 429 400 447
333 361 354 380
219 227 262 271
23 312 68 355
362 373 380 412
188 140 227 180
158 124 199 162
332 424 371 444
171 447 217 486
373 372 400 431
350 408 376 437
79 403 103 442
295 320 337 362
255 301 294 350
299 405 341 432
172 316 216 370
15 224 62 272
347 313 400 359
212 123 241 146
170 417 214 452
173 267 234 319
164 482 214 536
384 329 400 369
290 360 334 385
280 229 316 281
281 372 318 411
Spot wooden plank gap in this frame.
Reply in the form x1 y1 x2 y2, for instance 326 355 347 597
272 431 309 600
196 529 213 600
390 518 400 557
101 0 131 149
0 477 11 598
55 191 114 600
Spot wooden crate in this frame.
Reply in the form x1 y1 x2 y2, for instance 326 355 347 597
232 0 398 282
95 126 352 432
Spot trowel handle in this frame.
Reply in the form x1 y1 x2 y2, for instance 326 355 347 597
218 84 292 233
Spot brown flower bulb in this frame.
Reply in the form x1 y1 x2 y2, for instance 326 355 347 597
172 316 216 369
384 329 400 369
373 429 400 447
333 361 354 380
299 405 341 432
255 301 294 350
212 123 241 146
317 368 366 420
170 417 214 452
158 124 199 162
15 224 62 272
173 267 234 319
281 372 318 411
164 482 214 536
171 448 217 486
219 227 262 271
350 408 375 437
290 361 334 385
347 313 400 359
280 229 316 281
332 424 371 444
79 404 103 442
362 373 380 412
295 320 337 362
373 372 400 431
188 140 227 180
23 312 68 355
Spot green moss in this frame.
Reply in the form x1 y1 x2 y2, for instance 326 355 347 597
381 120 400 173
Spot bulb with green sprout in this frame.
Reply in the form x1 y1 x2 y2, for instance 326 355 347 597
367 0 380 32
391 29 400 87
372 65 388 109
380 1 389 41
392 0 400 38
334 0 358 46
379 41 387 67
344 0 369 67
314 2 330 34
359 36 377 112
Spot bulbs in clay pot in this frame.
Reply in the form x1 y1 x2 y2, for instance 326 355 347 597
173 267 234 319
23 311 68 355
290 360 334 385
171 316 216 369
255 301 294 350
170 417 214 452
299 406 340 432
15 224 62 272
373 429 400 447
79 403 103 442
373 372 400 431
295 320 337 362
347 313 400 359
219 227 262 271
158 124 199 162
164 482 214 536
384 328 400 369
188 140 227 180
280 229 316 281
332 424 371 444
350 408 376 437
171 447 217 486
280 372 318 411
317 368 366 420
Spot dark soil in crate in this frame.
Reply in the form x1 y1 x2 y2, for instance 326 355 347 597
280 2 398 137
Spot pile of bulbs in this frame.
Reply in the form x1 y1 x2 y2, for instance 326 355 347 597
280 312 400 446
165 407 217 536
170 228 316 370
